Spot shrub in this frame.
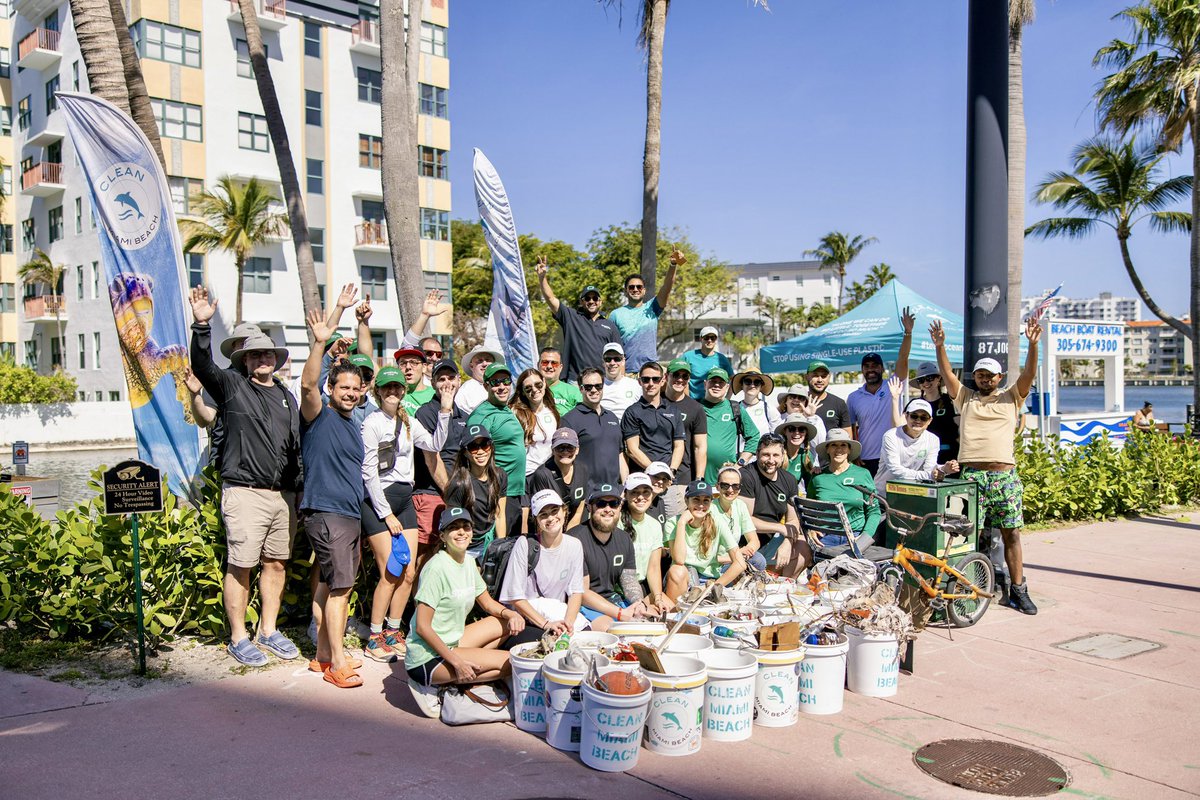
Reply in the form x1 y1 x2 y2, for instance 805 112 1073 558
0 357 77 404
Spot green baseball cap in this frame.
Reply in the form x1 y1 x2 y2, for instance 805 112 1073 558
324 331 358 353
705 367 730 382
807 360 830 374
375 366 404 387
483 363 512 381
667 359 691 375
348 354 376 375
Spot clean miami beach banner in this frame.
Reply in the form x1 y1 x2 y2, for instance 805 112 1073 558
59 92 200 497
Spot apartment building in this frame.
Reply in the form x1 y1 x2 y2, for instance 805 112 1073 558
1021 290 1141 324
8 0 452 400
1125 319 1193 376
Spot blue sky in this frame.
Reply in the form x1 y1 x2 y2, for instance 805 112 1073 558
447 0 1189 317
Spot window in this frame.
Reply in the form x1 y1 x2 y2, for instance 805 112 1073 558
420 22 447 57
44 11 58 32
21 219 35 251
418 146 448 179
235 39 265 78
151 98 203 142
361 265 387 299
24 339 37 369
310 228 324 263
45 76 60 116
0 225 12 254
72 60 79 91
770 275 780 282
0 343 12 360
17 96 29 131
371 333 386 361
304 21 321 58
823 296 832 306
75 265 83 300
47 141 62 165
109 391 120 402
186 253 204 288
168 176 201 216
132 19 201 67
742 297 753 307
48 206 63 242
359 134 382 168
0 106 9 136
238 112 269 152
77 333 85 369
719 301 728 312
424 270 451 303
0 47 9 79
92 262 100 298
0 283 14 313
305 90 322 127
93 333 101 368
50 337 62 369
824 274 833 285
357 67 382 103
243 256 271 293
0 163 8 196
419 84 447 118
93 390 103 402
361 199 384 222
306 159 323 194
419 208 449 241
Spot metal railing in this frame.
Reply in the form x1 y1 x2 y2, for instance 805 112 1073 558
351 18 378 45
23 294 66 320
18 28 60 61
21 162 63 191
355 220 388 247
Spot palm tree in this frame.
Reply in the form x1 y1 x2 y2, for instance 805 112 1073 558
235 0 322 332
1094 0 1200 412
865 263 896 289
179 176 289 325
67 1 130 114
19 250 67 369
1026 137 1192 338
107 0 165 170
804 231 877 313
1008 0 1036 372
380 0 426 327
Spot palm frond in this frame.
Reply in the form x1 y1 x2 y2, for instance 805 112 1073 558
1148 209 1193 233
1024 217 1101 240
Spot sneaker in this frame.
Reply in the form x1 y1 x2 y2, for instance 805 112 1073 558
364 632 398 663
1007 579 1038 615
408 681 442 719
228 637 268 667
347 616 370 641
383 628 407 656
255 631 300 660
307 617 319 645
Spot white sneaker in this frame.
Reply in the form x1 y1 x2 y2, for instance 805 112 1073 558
409 681 442 719
346 616 370 641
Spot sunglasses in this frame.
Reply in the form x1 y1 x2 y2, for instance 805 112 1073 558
785 426 808 434
907 413 931 422
540 359 561 367
466 440 492 452
701 336 717 341
553 444 577 454
523 382 545 392
626 284 645 291
918 375 939 383
603 355 624 363
671 371 689 380
640 375 662 384
423 349 443 359
743 378 763 387
581 382 603 392
486 377 512 387
591 498 621 509
717 481 740 491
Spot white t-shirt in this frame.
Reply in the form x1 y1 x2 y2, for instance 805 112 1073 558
874 425 940 495
455 379 488 416
361 409 449 519
525 406 559 476
499 534 586 604
741 398 782 437
601 375 641 422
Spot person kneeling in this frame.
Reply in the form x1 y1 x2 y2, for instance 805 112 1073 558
405 507 525 717
665 481 746 602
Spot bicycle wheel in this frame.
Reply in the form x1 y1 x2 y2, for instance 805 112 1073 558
945 553 994 628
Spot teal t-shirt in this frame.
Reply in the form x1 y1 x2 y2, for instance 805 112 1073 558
666 514 738 578
548 380 582 416
467 401 526 496
403 385 436 416
404 550 487 669
628 513 666 580
608 297 663 372
701 399 761 483
809 466 881 535
682 349 733 399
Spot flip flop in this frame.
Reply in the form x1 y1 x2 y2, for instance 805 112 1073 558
309 657 363 673
323 664 363 689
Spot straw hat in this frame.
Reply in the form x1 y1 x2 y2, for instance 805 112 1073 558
731 371 774 395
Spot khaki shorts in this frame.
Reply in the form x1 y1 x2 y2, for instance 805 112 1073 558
221 487 297 568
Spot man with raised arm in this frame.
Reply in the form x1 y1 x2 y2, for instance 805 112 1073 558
848 307 915 475
608 248 683 372
536 255 621 382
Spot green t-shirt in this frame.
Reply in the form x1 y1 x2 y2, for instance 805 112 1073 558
784 450 814 486
701 399 761 483
548 380 582 416
809 466 881 535
628 514 666 580
666 514 738 578
467 400 526 496
711 496 755 548
403 384 436 416
405 550 487 669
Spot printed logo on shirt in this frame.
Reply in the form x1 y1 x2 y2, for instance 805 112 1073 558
776 491 786 503
936 408 946 416
606 420 618 426
721 413 732 422
573 487 584 501
825 410 836 418
612 554 625 567
842 477 855 486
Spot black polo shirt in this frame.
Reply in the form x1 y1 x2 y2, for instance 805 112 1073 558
561 403 623 490
667 394 707 483
567 523 636 599
528 460 590 520
739 464 799 525
414 397 469 494
553 304 621 382
811 392 850 431
621 396 683 468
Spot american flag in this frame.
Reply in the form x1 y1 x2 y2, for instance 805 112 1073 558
1026 284 1063 324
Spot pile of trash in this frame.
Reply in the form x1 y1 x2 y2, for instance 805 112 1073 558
837 582 916 641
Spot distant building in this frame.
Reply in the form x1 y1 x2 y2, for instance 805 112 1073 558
1125 319 1193 376
1022 291 1141 323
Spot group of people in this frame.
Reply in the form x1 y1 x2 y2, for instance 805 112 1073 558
185 259 1042 708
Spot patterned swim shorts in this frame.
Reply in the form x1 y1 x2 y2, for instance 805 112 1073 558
961 467 1024 529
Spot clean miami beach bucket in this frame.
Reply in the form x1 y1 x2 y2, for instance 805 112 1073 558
579 671 652 772
698 649 757 742
846 626 900 698
643 654 708 757
798 632 849 715
542 650 586 751
750 645 806 727
509 643 548 735
608 621 668 646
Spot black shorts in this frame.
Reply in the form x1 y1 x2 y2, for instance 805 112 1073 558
361 482 418 536
406 656 446 686
305 511 361 591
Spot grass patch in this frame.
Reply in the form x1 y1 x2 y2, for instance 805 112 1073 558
0 628 91 672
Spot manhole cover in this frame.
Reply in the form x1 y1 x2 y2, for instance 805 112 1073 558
1053 633 1162 660
914 739 1070 796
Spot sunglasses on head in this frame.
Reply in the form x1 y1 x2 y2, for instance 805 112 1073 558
591 498 621 509
581 382 602 391
760 433 785 445
640 375 662 384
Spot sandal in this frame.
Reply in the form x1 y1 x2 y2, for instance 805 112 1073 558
323 664 363 689
309 657 363 673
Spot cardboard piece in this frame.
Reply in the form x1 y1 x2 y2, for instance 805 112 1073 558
757 621 801 652
632 642 665 674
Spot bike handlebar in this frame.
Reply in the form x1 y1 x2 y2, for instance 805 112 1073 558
846 484 972 539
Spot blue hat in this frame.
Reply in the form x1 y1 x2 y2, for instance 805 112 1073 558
438 506 471 531
385 533 411 577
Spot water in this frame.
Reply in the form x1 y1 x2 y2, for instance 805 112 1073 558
20 447 139 507
1057 384 1194 423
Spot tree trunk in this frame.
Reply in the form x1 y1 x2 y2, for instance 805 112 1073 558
1190 105 1200 419
235 252 245 325
67 0 130 114
107 0 164 171
1007 23 1026 374
380 0 426 327
236 0 321 338
640 0 667 295
1116 235 1191 339
837 264 846 313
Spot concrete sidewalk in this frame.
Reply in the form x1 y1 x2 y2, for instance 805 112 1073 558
3 515 1198 799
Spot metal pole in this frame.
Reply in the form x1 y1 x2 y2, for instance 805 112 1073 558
963 0 1010 376
131 512 146 676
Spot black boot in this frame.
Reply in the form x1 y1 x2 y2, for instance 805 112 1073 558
1007 579 1038 615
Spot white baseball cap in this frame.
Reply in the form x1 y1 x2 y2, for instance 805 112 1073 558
530 489 565 515
905 398 934 416
624 472 652 492
645 461 674 479
699 326 719 338
972 357 1003 375
603 342 625 356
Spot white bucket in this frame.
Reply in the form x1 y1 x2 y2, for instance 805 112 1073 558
608 621 668 646
643 654 707 757
723 587 754 604
846 626 900 697
568 631 620 651
750 646 806 727
707 611 759 636
509 643 549 735
580 671 652 772
663 633 715 655
798 633 849 715
698 649 757 742
666 612 712 636
542 651 586 751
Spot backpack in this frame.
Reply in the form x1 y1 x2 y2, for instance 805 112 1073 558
480 535 541 599
728 399 746 441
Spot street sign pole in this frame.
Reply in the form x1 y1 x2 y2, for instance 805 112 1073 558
131 512 146 676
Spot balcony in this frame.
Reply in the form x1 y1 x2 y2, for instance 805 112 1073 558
228 0 288 31
17 28 61 71
26 128 65 149
350 19 380 55
23 295 67 323
354 220 388 251
22 162 65 197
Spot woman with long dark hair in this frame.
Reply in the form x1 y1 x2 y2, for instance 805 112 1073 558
509 367 560 477
443 424 508 563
